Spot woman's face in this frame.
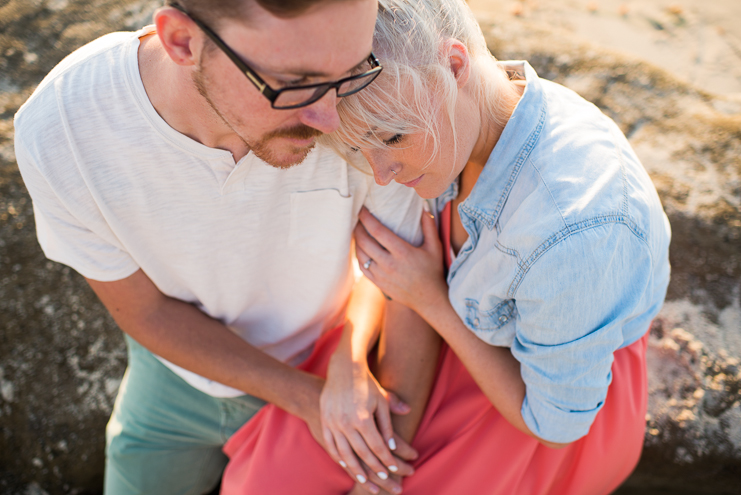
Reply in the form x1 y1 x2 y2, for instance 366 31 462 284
357 89 478 199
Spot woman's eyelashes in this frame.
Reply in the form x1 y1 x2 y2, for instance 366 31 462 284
345 134 403 153
383 134 404 146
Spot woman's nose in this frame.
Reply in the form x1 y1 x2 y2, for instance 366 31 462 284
364 153 396 186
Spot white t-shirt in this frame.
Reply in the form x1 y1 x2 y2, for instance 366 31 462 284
14 26 423 397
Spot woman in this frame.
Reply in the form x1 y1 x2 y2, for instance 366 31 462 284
221 0 671 493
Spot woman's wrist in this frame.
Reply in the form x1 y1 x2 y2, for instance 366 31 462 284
327 345 370 379
411 283 451 324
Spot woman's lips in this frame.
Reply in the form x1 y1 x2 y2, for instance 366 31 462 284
401 175 424 187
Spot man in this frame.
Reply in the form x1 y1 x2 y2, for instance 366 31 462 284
14 0 423 493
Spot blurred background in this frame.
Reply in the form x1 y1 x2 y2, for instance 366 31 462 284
1 1 739 494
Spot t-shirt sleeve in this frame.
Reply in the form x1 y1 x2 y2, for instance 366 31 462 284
362 176 424 247
14 131 139 282
511 222 653 443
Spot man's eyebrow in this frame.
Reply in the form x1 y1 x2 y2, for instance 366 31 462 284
280 53 371 79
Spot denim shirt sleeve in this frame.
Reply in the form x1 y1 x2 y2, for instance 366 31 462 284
511 221 653 443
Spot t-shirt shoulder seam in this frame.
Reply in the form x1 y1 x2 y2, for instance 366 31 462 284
16 32 134 122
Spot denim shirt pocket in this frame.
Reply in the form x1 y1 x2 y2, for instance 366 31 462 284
464 298 517 333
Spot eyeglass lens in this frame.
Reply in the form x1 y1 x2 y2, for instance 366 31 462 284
273 66 378 109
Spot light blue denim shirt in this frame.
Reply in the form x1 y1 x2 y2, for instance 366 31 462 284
434 62 671 443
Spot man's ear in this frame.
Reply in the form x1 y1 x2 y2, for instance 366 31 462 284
444 39 470 88
154 6 200 67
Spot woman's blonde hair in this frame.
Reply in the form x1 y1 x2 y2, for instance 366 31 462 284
319 0 512 170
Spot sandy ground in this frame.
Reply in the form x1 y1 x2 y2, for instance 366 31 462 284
468 0 741 99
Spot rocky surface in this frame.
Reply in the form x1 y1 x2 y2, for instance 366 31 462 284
0 2 160 494
0 1 739 494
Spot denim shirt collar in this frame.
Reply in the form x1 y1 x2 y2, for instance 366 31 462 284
458 61 547 232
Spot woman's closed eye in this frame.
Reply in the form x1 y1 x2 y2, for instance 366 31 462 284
383 134 404 146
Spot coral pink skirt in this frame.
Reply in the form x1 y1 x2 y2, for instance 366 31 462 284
221 324 648 495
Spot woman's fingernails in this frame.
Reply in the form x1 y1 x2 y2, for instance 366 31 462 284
388 438 397 450
377 471 388 480
388 465 398 473
339 460 347 468
356 474 367 483
422 201 434 218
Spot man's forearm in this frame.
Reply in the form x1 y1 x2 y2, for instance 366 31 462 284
87 270 323 421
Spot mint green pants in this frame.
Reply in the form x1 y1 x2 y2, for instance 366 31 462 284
104 336 265 495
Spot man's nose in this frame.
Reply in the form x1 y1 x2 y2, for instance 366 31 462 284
298 89 340 135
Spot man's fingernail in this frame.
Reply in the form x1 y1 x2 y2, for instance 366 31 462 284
388 465 398 473
357 474 367 483
339 460 347 468
388 438 397 450
377 471 388 480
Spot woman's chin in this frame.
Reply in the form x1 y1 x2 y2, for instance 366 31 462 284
414 183 448 200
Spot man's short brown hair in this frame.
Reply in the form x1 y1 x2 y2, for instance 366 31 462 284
167 0 349 26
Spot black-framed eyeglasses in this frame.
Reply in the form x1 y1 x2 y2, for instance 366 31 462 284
171 4 383 110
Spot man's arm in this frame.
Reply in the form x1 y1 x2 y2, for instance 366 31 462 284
88 268 417 495
86 269 326 441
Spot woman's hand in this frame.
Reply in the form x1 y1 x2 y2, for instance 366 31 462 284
321 351 418 494
355 206 447 317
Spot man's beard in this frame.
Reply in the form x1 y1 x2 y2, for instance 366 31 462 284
192 67 324 169
251 124 324 168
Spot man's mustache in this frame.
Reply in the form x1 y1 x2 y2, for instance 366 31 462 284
265 125 324 141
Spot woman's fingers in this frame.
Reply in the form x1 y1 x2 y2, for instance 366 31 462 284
365 470 404 495
354 222 391 264
334 432 376 487
385 391 411 415
345 428 393 483
388 436 419 466
323 425 342 462
358 207 410 254
420 205 442 256
368 403 401 475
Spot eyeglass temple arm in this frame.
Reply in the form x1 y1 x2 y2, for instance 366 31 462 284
168 2 277 98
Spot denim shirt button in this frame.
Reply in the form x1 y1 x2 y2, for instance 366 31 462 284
473 318 480 327
498 315 508 324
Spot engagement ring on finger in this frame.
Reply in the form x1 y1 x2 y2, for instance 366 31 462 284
363 259 373 270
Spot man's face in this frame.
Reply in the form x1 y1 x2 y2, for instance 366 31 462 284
193 0 378 168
